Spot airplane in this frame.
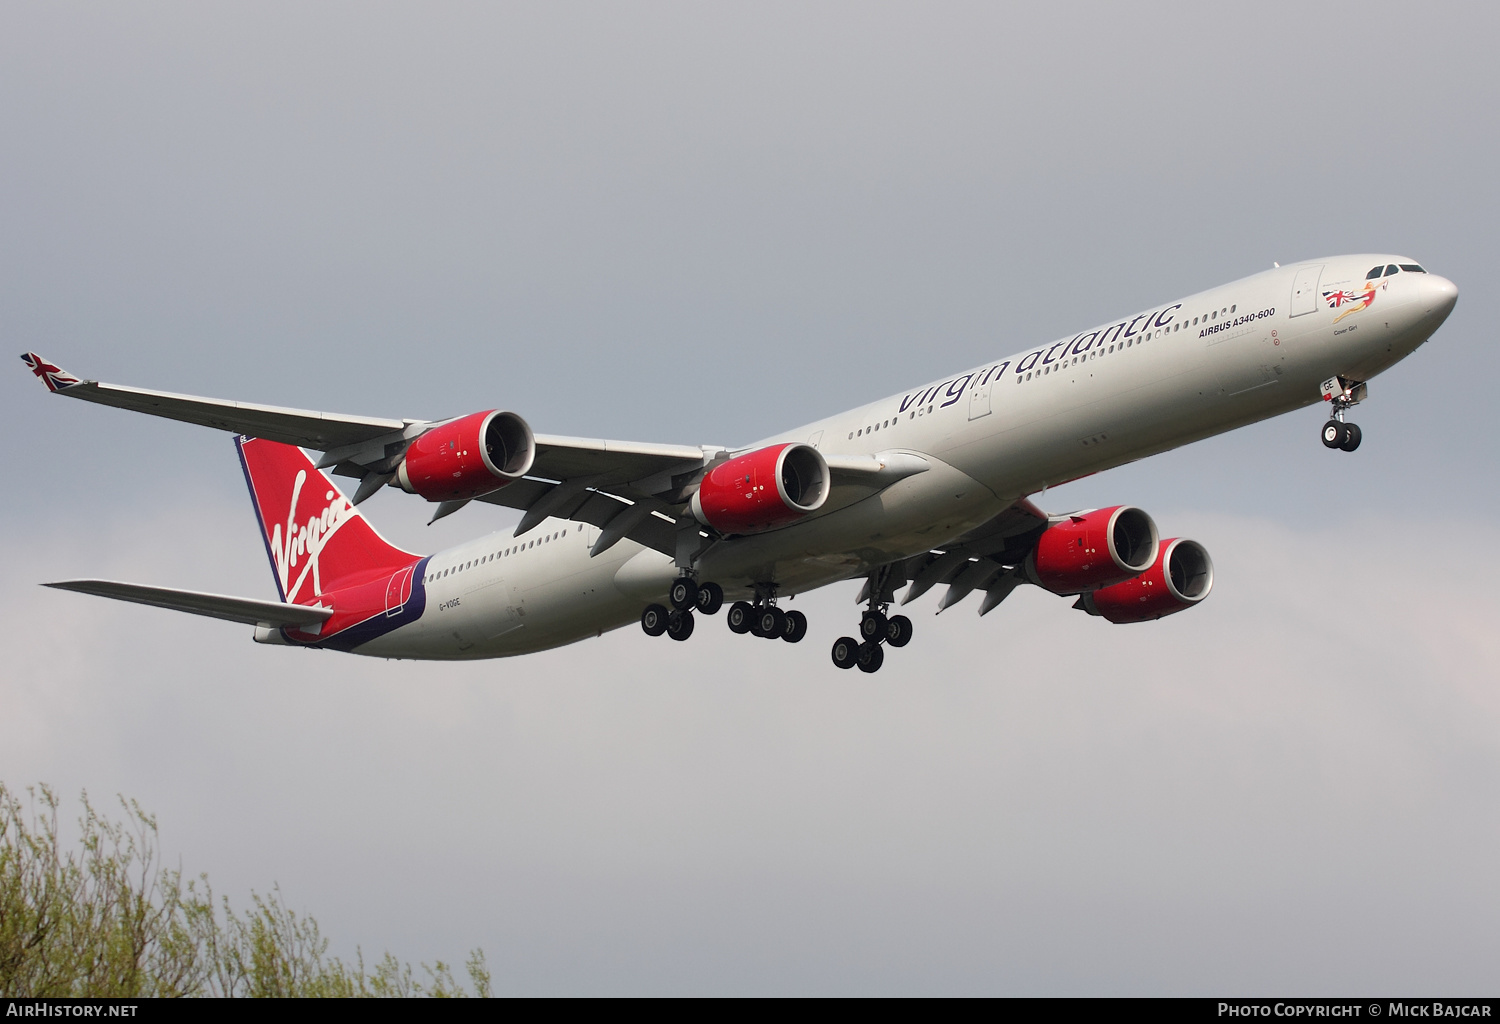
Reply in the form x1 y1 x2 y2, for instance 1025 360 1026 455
22 254 1457 673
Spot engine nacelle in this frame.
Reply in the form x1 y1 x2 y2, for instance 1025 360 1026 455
1024 505 1159 595
396 410 535 502
690 443 830 535
1078 538 1214 623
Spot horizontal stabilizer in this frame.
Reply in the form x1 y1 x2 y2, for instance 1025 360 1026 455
43 580 333 629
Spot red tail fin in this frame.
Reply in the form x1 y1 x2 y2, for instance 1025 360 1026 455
235 437 418 604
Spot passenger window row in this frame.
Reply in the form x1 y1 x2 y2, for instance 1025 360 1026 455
1190 304 1235 327
424 525 586 583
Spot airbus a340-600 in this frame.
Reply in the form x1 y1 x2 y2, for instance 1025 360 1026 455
24 255 1457 672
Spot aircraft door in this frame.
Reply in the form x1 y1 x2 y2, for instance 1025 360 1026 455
384 565 413 617
968 380 993 420
1289 265 1324 317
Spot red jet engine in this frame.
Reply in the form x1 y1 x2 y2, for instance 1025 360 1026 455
691 443 830 535
1024 505 1159 594
1078 538 1214 623
396 410 535 502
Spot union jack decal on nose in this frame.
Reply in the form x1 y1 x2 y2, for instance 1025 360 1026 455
20 352 83 392
1322 284 1378 324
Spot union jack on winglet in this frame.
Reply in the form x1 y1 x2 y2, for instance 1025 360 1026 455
20 352 82 392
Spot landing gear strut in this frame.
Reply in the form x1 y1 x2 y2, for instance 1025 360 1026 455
1320 377 1366 452
832 567 912 673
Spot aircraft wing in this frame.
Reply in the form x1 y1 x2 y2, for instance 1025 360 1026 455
43 580 334 629
21 352 409 451
22 353 926 563
21 352 712 476
21 352 715 557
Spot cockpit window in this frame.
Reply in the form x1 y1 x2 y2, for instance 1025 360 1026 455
1367 266 1385 279
1400 264 1426 273
1385 264 1399 276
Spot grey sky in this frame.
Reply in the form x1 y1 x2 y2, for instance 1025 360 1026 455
2 1 1497 994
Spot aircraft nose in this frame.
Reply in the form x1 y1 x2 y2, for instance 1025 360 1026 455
1424 274 1458 320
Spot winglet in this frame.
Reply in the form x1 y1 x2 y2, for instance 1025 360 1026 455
20 352 84 393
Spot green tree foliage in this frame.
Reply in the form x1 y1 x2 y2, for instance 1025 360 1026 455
0 784 491 998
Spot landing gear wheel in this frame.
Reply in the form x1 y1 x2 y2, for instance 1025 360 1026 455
726 601 754 634
1322 420 1348 449
1339 423 1362 452
859 609 889 643
695 581 724 615
856 641 885 673
666 609 695 641
758 606 787 639
781 609 808 643
885 614 913 648
641 604 668 637
831 636 859 670
669 577 699 611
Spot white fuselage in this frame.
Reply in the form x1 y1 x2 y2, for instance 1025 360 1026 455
355 254 1456 660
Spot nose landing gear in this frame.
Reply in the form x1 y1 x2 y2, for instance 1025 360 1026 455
1319 376 1367 452
832 568 913 673
1321 420 1362 451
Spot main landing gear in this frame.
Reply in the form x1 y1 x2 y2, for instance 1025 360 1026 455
640 577 725 643
725 586 808 644
831 571 913 674
1320 376 1367 453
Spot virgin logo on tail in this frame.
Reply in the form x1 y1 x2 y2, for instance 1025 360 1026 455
272 469 355 602
237 437 419 605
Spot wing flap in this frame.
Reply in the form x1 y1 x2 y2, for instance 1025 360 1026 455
44 580 333 629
